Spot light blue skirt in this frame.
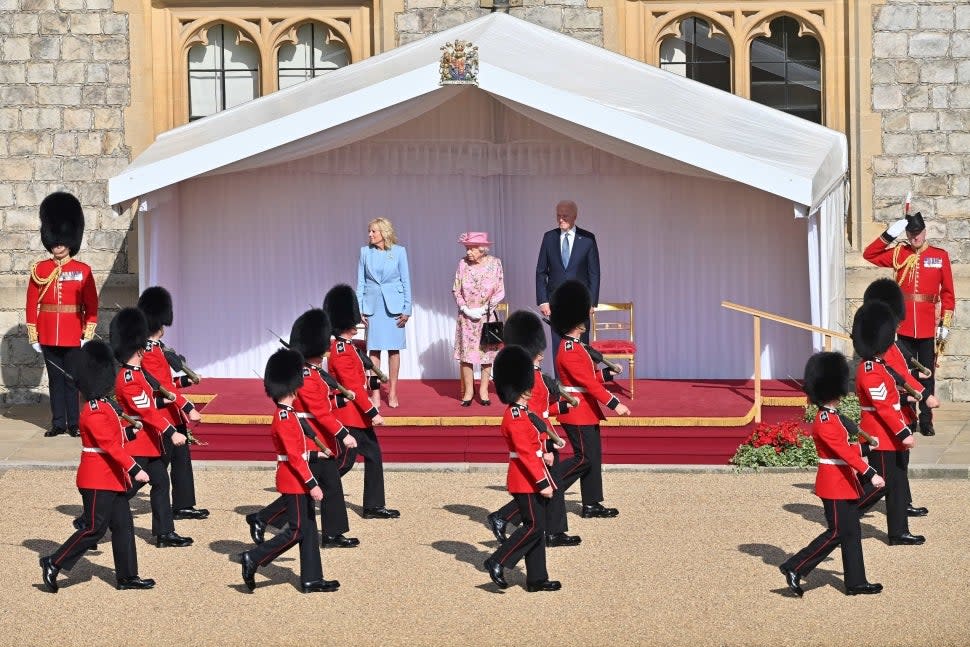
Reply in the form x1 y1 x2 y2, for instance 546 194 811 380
367 301 406 351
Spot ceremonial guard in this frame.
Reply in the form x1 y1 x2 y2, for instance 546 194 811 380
486 310 580 547
863 210 954 436
323 284 399 519
137 286 208 520
483 345 560 592
110 307 193 547
26 192 98 437
852 301 925 545
239 348 339 593
39 341 155 592
779 352 884 597
550 280 630 518
247 309 360 549
862 278 937 517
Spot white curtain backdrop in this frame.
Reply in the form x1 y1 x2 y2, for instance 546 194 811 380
806 180 848 354
140 91 813 380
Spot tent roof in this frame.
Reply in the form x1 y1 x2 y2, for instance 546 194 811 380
108 13 847 209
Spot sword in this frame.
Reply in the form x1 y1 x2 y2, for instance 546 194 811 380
267 329 356 401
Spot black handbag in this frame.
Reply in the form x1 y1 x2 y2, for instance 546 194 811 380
479 306 504 350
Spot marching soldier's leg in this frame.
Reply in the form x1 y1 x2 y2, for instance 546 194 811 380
166 425 200 514
358 429 395 515
916 337 936 434
316 460 354 544
494 493 543 571
297 495 324 585
248 494 303 568
557 424 591 494
337 430 361 477
838 500 868 589
547 450 569 535
781 498 843 581
144 457 174 537
523 495 550 587
108 491 139 580
885 451 915 540
49 489 112 572
578 425 604 505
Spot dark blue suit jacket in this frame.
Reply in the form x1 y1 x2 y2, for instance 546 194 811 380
535 227 600 306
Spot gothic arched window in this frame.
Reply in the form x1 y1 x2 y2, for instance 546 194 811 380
277 23 350 90
749 16 822 123
659 17 732 92
187 23 260 120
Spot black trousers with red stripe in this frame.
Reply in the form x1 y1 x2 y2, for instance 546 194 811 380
337 426 386 509
247 493 323 583
51 488 138 580
42 345 81 430
126 456 175 536
494 449 567 534
490 492 549 585
858 449 910 538
254 458 350 537
896 335 935 426
782 498 867 588
559 423 603 505
164 426 198 511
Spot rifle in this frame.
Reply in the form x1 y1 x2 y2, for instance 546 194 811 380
526 409 566 451
537 315 623 373
353 344 389 383
44 359 143 431
883 363 923 403
140 365 205 446
267 329 356 401
162 346 201 385
250 369 332 458
540 372 579 408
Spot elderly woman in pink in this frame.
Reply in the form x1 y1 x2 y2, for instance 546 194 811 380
453 232 505 406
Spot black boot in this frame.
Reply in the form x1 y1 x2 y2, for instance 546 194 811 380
40 556 59 593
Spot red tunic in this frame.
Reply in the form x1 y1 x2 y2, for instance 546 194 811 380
294 366 350 454
883 342 924 425
529 368 569 447
811 408 875 500
856 359 912 452
141 340 195 427
25 257 98 346
555 336 619 425
271 405 319 495
328 337 378 428
501 404 554 494
76 399 140 492
863 236 954 338
114 365 177 458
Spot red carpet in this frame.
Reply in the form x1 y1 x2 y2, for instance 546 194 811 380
181 378 806 464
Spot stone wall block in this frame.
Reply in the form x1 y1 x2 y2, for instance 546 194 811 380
29 35 60 60
37 85 82 106
874 176 912 198
0 185 14 207
871 156 895 175
106 86 128 105
873 32 907 58
930 86 949 110
93 107 122 129
920 60 955 84
509 6 563 31
563 8 601 30
957 5 970 30
8 132 44 156
26 62 55 84
434 9 487 31
396 13 421 32
928 155 962 174
0 254 12 272
70 13 102 35
917 132 947 153
896 155 926 174
58 0 85 8
0 0 19 10
870 61 896 84
63 108 93 129
86 230 128 250
86 63 108 83
936 197 970 217
95 157 129 180
60 36 92 61
406 0 442 8
20 107 61 130
107 64 127 84
882 133 916 154
2 37 30 61
948 219 970 239
55 61 85 84
77 132 103 155
92 37 129 62
39 11 71 34
894 60 919 84
62 159 95 181
565 30 603 47
916 176 948 196
918 6 953 30
902 85 929 109
951 86 970 108
14 183 57 207
1 231 35 249
0 63 27 83
871 85 903 110
78 183 107 207
52 132 78 156
0 85 36 106
952 32 970 58
82 85 108 104
86 0 115 8
0 107 20 129
3 209 40 230
908 111 938 131
875 5 917 30
22 0 56 10
908 33 949 58
13 13 40 32
32 158 61 180
952 176 970 197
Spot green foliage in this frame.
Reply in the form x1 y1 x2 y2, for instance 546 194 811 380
803 393 861 424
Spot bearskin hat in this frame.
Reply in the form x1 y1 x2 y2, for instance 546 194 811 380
493 345 536 405
802 351 850 406
323 284 362 332
289 309 331 359
503 310 546 359
67 340 117 401
39 192 84 256
905 212 925 234
863 278 904 323
549 280 591 335
109 307 149 363
264 348 305 400
137 286 174 333
851 301 896 360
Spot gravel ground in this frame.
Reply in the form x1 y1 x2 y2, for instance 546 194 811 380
2 468 969 647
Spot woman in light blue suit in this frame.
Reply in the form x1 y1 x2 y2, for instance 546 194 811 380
357 217 412 408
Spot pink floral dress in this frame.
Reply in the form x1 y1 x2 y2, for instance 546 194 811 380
453 255 505 364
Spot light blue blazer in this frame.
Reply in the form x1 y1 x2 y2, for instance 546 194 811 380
357 245 412 316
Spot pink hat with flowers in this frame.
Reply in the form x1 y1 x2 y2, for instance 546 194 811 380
458 232 492 246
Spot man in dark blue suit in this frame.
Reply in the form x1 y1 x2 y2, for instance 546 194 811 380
536 200 600 357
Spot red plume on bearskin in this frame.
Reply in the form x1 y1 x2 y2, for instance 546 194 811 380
264 348 305 400
493 345 535 405
802 351 850 406
40 192 85 256
137 286 174 333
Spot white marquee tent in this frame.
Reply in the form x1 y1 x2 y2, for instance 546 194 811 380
109 13 848 380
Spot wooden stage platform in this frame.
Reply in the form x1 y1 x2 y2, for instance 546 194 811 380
182 378 807 465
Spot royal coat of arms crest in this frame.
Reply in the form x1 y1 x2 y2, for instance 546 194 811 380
439 40 479 85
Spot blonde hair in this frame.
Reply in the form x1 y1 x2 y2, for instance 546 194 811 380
368 217 398 248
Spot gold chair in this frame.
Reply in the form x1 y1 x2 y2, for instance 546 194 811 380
589 302 636 398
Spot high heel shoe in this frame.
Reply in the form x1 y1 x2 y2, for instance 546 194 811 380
460 399 472 407
479 399 491 406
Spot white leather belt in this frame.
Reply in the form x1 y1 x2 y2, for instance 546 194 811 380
295 412 315 419
542 412 549 419
861 404 901 411
509 451 544 459
561 386 587 393
127 415 143 420
818 458 847 466
277 452 310 462
81 447 105 454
